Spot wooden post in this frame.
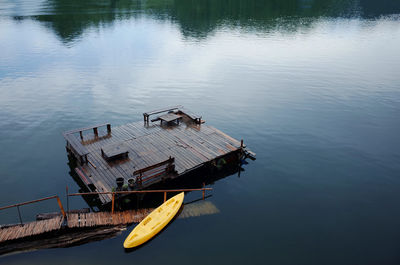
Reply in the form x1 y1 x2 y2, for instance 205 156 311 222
56 196 66 218
79 131 83 140
202 183 205 200
16 206 23 225
240 139 244 160
107 124 111 134
66 186 69 215
164 192 167 202
88 159 96 169
93 127 98 138
111 193 115 214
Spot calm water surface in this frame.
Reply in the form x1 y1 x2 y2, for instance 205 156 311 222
1 0 400 264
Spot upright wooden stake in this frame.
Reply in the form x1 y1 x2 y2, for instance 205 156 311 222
56 196 66 218
164 192 167 202
93 127 98 138
111 193 115 214
66 186 69 215
16 206 23 225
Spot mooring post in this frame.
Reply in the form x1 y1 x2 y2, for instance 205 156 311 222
164 192 167 202
111 193 115 214
240 139 244 161
16 205 23 225
93 127 98 138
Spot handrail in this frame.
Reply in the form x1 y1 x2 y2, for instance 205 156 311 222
0 195 66 225
0 187 211 225
68 187 212 214
67 188 212 196
62 123 111 136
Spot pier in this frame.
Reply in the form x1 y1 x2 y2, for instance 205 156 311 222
0 188 216 255
64 106 254 206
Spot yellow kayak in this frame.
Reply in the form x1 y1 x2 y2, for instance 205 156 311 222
123 192 184 248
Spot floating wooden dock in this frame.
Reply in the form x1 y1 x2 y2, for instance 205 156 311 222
0 188 216 253
0 200 219 255
64 106 253 205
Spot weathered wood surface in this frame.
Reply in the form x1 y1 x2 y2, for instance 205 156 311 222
0 200 218 248
64 112 243 205
0 210 148 244
67 209 154 228
0 216 64 243
158 113 182 123
0 226 124 256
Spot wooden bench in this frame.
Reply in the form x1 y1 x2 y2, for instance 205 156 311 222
178 108 202 124
133 157 176 187
143 105 183 123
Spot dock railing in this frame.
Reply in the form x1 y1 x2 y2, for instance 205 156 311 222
67 187 212 214
0 186 212 226
0 195 66 225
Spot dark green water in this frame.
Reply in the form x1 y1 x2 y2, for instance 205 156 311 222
1 0 400 264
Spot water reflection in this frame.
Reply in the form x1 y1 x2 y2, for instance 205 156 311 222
7 0 400 43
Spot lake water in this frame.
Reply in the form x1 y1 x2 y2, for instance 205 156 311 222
1 0 400 264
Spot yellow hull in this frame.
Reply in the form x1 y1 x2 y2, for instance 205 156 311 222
123 192 184 248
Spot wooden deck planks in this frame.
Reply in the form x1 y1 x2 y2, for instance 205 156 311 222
0 199 220 245
0 216 63 243
64 114 243 205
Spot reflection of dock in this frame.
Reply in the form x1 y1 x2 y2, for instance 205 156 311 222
64 106 254 206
